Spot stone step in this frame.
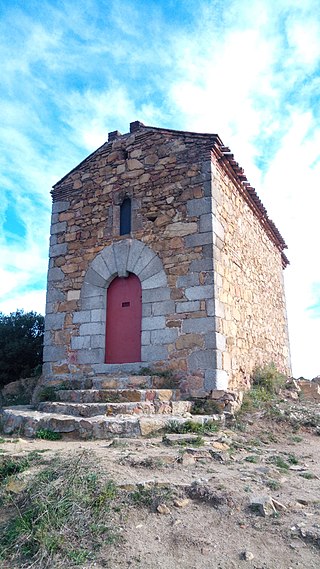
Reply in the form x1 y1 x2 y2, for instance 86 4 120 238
1 406 224 439
91 375 177 390
38 400 192 417
92 363 151 375
55 388 181 403
48 374 178 391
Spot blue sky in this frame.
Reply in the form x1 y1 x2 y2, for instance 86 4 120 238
0 0 319 378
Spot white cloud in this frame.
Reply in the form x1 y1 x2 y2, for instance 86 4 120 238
259 110 320 378
0 290 46 316
286 15 320 69
0 0 319 378
162 0 320 377
60 87 138 150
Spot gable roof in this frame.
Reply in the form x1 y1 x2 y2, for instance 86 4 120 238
52 121 289 267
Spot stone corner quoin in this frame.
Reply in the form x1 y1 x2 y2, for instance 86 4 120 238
43 121 291 395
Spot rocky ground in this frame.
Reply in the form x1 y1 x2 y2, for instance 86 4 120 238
0 396 320 569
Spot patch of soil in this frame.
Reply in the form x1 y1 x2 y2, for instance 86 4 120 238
1 399 320 568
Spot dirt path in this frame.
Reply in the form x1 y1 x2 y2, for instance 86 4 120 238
1 407 320 568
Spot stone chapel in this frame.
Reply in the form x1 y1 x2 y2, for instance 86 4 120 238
43 121 291 396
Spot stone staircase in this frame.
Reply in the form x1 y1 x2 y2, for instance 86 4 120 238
1 374 222 439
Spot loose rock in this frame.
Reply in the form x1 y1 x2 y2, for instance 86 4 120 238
271 498 286 512
250 495 277 517
173 498 190 508
181 453 196 466
211 441 230 451
243 550 254 561
157 503 171 515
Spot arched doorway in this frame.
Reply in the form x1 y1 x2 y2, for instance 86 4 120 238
105 273 142 363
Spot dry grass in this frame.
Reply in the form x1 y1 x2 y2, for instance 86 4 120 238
0 451 120 568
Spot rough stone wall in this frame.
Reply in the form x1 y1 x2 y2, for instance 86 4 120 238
44 127 225 393
211 155 291 389
44 123 291 394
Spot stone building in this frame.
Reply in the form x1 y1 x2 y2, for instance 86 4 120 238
43 121 291 396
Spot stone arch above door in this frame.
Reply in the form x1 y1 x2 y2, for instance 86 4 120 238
71 239 174 367
82 238 167 296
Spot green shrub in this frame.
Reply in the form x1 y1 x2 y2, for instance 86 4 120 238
300 472 316 480
37 386 59 402
240 364 287 413
162 434 204 447
291 435 303 443
287 453 299 465
191 399 222 415
36 429 62 441
130 484 172 510
37 383 70 402
251 363 287 394
0 452 41 483
266 479 281 491
166 419 219 435
245 455 259 463
0 310 44 388
0 457 29 482
269 455 289 470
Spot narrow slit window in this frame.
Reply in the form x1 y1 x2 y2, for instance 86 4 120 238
120 198 131 235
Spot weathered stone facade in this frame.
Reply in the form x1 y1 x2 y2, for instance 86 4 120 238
211 155 291 389
43 121 291 395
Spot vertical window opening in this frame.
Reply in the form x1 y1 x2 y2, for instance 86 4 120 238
120 198 131 235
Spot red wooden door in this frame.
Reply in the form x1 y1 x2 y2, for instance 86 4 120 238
105 274 142 363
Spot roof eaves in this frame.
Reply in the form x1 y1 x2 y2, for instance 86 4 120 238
52 140 112 189
211 141 289 264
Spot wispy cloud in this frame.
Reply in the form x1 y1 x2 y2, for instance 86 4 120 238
0 0 319 377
